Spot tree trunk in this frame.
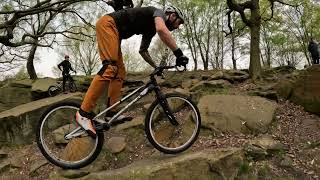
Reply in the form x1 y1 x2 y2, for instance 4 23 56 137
27 42 38 79
216 14 220 69
220 8 224 70
266 45 271 67
231 32 237 70
203 58 209 70
193 58 198 71
231 13 237 70
221 30 224 69
262 25 271 68
249 1 262 79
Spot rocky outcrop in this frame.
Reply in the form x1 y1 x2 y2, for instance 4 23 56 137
210 70 250 83
49 148 245 180
0 93 82 146
198 95 277 134
275 77 295 100
190 80 232 103
0 86 33 112
105 137 127 154
290 65 320 115
190 80 232 92
244 135 286 160
0 79 35 112
31 78 57 99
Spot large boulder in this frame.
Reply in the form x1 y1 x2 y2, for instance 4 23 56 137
31 77 57 99
275 77 295 100
72 76 93 92
190 80 232 103
10 79 34 88
209 70 250 84
198 95 277 134
244 135 286 160
0 86 33 112
50 148 245 180
190 80 232 92
0 92 82 146
290 65 320 115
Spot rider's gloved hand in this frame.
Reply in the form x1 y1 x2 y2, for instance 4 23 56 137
173 48 189 67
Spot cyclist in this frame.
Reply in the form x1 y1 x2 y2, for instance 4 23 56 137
58 55 76 94
75 6 189 138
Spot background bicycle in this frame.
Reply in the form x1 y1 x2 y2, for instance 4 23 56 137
48 73 77 96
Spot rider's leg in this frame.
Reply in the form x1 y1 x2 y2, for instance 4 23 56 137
76 15 121 136
107 57 126 107
312 56 318 65
62 74 67 92
104 58 132 122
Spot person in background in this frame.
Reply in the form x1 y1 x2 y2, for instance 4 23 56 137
308 38 320 65
58 55 76 93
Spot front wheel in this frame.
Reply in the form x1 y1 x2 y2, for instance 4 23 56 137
48 85 60 97
145 93 201 154
36 101 104 169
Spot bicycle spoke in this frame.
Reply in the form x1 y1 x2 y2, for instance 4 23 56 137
147 95 200 153
38 104 100 168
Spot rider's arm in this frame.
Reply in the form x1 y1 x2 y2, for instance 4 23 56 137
68 61 75 72
154 17 178 51
57 62 63 71
139 35 157 68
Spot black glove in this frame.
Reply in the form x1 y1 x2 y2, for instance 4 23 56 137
176 56 189 67
173 48 189 67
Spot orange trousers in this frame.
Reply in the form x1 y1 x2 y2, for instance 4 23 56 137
80 15 126 113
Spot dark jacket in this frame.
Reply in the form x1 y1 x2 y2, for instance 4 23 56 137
58 60 74 75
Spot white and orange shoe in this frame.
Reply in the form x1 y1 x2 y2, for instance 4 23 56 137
75 111 96 138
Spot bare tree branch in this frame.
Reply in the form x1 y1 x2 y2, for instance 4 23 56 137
225 0 253 36
263 0 300 21
0 0 103 47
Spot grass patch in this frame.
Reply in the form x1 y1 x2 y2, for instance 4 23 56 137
257 164 271 178
238 162 250 175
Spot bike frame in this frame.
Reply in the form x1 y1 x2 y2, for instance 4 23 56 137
65 66 179 139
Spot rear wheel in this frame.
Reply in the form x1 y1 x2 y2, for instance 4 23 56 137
69 81 77 93
145 93 201 154
36 101 104 169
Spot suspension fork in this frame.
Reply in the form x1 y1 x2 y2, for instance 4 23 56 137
154 86 179 126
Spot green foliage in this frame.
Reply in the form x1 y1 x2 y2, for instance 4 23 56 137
238 162 250 175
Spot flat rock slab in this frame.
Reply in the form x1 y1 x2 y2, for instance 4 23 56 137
0 92 82 146
198 95 278 134
49 148 244 180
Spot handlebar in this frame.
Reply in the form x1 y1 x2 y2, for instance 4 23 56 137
150 65 186 78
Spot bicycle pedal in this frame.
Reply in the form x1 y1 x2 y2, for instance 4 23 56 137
110 117 133 126
95 123 110 131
